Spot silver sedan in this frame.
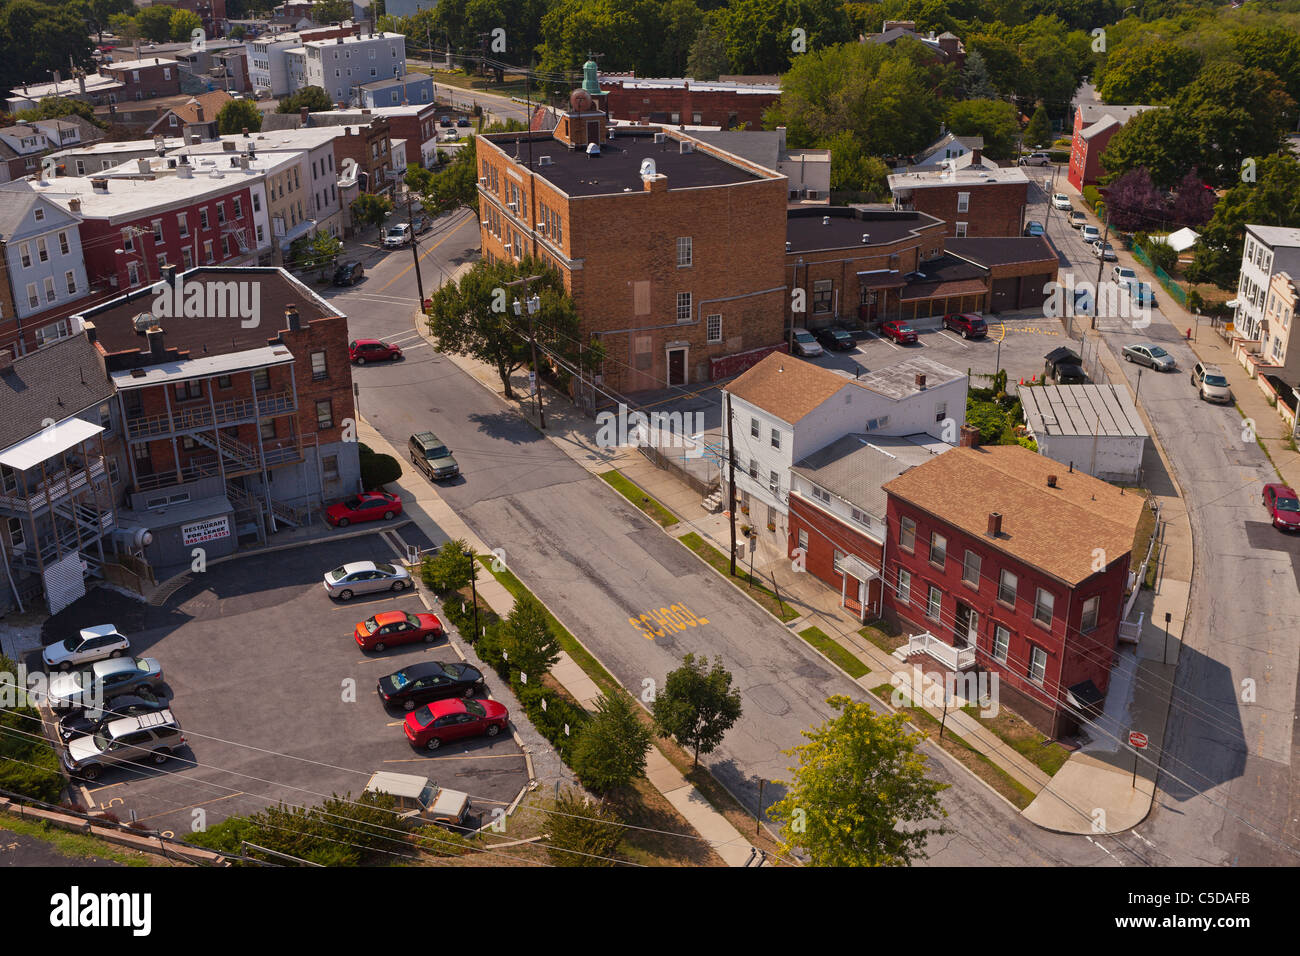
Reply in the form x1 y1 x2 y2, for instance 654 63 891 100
1123 343 1177 371
323 561 413 601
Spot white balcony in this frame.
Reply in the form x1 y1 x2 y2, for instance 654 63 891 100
907 630 978 671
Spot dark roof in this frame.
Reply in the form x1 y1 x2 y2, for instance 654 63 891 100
786 207 944 253
0 335 114 449
483 128 767 198
260 112 304 131
946 236 1058 268
905 254 985 283
76 267 342 364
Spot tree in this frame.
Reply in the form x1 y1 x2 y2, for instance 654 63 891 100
108 11 137 40
959 49 998 100
407 139 477 215
420 539 476 594
15 97 102 127
1173 64 1293 189
1097 40 1201 105
1169 169 1214 230
289 230 343 276
824 130 889 196
1103 167 1169 234
350 193 394 238
652 654 742 768
944 98 1019 160
769 695 948 866
217 97 263 135
1022 105 1051 151
313 0 354 22
1186 154 1300 290
229 24 246 40
571 692 653 793
358 443 402 489
135 3 175 41
169 7 202 41
500 594 561 682
278 85 335 114
0 0 97 93
1099 108 1197 191
686 17 728 81
544 789 624 866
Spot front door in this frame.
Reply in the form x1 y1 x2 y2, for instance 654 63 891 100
954 602 977 648
667 348 686 387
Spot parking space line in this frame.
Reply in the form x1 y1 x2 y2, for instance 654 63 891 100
382 753 528 763
132 792 245 825
937 330 969 348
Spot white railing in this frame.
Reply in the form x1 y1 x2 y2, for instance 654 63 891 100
0 458 106 512
907 630 978 671
1118 611 1144 645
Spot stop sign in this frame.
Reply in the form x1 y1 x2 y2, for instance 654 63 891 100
1129 731 1148 749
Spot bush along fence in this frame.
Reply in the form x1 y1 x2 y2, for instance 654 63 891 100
1129 240 1189 308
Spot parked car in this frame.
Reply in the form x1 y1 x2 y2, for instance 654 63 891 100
1123 343 1177 371
791 330 823 357
1068 210 1087 228
46 657 165 711
1044 346 1087 384
1190 362 1232 403
942 313 987 339
333 260 364 285
1263 482 1300 531
363 771 470 826
412 215 432 234
349 338 402 364
1093 241 1117 261
409 432 460 481
383 223 412 248
325 491 402 528
1019 151 1051 166
377 661 485 711
355 610 445 652
1051 193 1072 211
404 697 509 751
323 561 412 601
1112 266 1138 288
1023 220 1045 237
56 689 168 744
438 129 459 143
457 117 471 128
1081 225 1101 244
813 327 855 351
63 710 185 782
439 115 453 127
43 625 129 672
880 320 918 344
1130 282 1157 308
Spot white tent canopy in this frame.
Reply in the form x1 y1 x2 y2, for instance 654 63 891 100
1151 227 1200 253
0 418 103 471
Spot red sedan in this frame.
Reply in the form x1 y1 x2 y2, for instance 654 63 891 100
349 339 402 364
325 491 402 527
1263 483 1300 531
942 313 988 339
404 698 509 751
881 320 918 344
355 610 445 651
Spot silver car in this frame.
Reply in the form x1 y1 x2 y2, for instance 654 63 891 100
45 657 165 710
63 709 185 781
42 624 130 671
1123 343 1177 371
1191 362 1232 403
323 560 413 601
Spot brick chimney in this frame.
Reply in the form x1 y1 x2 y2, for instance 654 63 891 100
196 104 205 123
69 197 81 213
146 326 165 361
987 512 1002 537
915 372 927 390
970 147 982 165
301 107 309 123
1047 473 1058 488
959 424 980 447
284 304 301 331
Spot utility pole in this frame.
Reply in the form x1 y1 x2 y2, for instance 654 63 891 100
1092 211 1111 315
405 189 425 310
726 390 738 577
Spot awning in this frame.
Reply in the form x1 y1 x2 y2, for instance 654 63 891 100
1065 679 1105 711
0 418 103 471
899 279 987 300
839 554 879 582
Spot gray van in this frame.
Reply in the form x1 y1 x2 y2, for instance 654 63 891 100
409 432 460 480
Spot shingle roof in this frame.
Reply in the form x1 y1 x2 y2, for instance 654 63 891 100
0 335 114 450
882 444 1145 585
723 352 855 424
792 434 951 517
157 90 232 127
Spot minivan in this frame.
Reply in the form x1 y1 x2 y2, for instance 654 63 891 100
409 432 460 480
63 709 185 781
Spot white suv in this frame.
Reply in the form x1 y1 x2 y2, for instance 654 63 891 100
63 709 185 781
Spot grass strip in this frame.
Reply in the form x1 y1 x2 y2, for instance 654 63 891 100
678 532 799 622
599 470 679 527
797 626 869 679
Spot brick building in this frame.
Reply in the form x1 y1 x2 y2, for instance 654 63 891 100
1066 104 1154 192
326 118 394 195
888 148 1030 238
101 58 183 102
944 237 1060 313
598 75 781 130
882 444 1144 736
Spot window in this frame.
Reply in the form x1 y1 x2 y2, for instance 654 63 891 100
768 470 779 494
900 516 916 552
173 380 201 401
180 435 197 451
58 231 69 255
896 568 911 603
26 282 39 309
935 401 947 423
233 197 243 219
152 219 164 242
929 532 946 569
797 529 808 551
322 455 340 481
998 569 1017 606
217 203 226 224
311 351 327 380
33 208 44 222
955 222 968 238
1028 645 1047 685
962 550 981 588
926 585 942 621
260 420 276 441
1081 595 1100 633
7 516 24 550
98 402 112 432
43 277 55 303
217 375 231 389
65 271 76 295
833 549 845 573
108 459 120 485
252 368 269 391
748 459 757 479
182 247 193 269
956 191 970 213
770 429 781 450
1033 587 1054 627
253 192 261 212
19 243 31 268
178 213 188 237
850 507 869 527
811 485 831 504
676 292 692 322
750 417 759 439
36 238 48 262
676 236 692 267
315 399 334 430
203 240 214 263
993 625 1010 663
121 229 135 253
812 279 833 313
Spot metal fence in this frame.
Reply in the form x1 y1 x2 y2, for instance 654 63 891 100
1130 241 1189 308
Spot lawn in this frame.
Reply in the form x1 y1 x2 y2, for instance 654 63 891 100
959 705 1072 777
678 532 800 623
859 618 906 653
599 470 679 527
0 817 159 867
797 626 869 679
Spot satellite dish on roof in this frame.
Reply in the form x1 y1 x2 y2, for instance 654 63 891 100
639 157 656 178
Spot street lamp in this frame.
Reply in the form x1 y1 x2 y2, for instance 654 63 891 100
513 291 544 428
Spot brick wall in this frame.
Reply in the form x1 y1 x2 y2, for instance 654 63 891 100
104 62 183 101
600 83 779 129
279 311 355 447
331 120 391 193
907 181 1028 238
788 495 884 618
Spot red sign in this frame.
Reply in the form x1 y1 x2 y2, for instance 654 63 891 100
1129 731 1149 749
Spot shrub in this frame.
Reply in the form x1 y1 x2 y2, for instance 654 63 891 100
0 654 63 803
358 443 402 490
499 594 562 683
420 539 475 594
545 789 624 866
571 693 652 793
1082 185 1102 207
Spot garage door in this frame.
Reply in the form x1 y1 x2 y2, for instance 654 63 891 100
44 551 86 616
1018 273 1054 309
991 278 1017 312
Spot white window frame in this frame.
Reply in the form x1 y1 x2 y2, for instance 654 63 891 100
896 567 911 603
1080 595 1100 633
1033 587 1054 627
955 221 968 238
956 191 970 213
676 236 692 268
993 625 1010 663
998 569 1017 606
962 550 980 588
706 313 722 344
926 585 942 621
1028 645 1047 685
676 291 692 323
900 516 916 552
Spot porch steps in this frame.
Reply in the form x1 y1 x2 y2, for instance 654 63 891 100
701 489 723 512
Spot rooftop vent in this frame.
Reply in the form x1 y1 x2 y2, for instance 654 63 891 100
537 155 552 166
132 312 155 333
822 216 830 225
861 233 870 243
679 141 693 154
90 177 109 193
653 132 666 144
223 140 236 152
785 240 791 251
586 142 600 156
1047 474 1058 488
639 157 656 178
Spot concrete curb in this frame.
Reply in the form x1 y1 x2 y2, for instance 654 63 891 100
0 799 227 866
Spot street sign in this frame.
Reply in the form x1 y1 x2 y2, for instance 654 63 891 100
1129 731 1148 749
528 370 536 394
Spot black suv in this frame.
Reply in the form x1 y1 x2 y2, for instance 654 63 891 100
813 327 855 351
334 260 364 286
1044 346 1087 384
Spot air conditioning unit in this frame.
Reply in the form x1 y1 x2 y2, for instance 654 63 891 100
537 155 552 166
481 220 489 226
507 202 517 211
502 243 512 251
536 222 546 229
653 132 666 144
679 141 693 154
478 176 487 182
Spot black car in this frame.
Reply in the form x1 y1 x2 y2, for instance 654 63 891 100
56 689 168 744
412 215 432 234
457 117 471 128
1044 346 1087 384
378 661 485 711
333 260 364 286
813 327 855 351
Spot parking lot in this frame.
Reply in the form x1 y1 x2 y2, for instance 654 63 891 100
34 528 531 840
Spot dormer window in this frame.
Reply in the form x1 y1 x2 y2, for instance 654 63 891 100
33 208 44 222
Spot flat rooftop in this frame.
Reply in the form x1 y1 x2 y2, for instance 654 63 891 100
485 128 772 198
1019 384 1147 439
786 208 944 253
32 173 257 220
888 164 1029 191
858 356 965 401
50 137 186 158
946 237 1058 267
599 75 780 94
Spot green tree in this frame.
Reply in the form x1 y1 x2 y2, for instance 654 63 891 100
686 16 728 81
350 193 394 238
1097 40 1201 105
1022 105 1051 151
1173 64 1293 188
500 594 562 682
357 443 402 489
571 692 653 793
289 230 343 276
15 96 102 127
420 539 476 593
217 96 264 135
108 11 137 40
960 49 998 100
229 24 246 40
0 0 97 92
278 85 336 114
135 4 175 41
652 654 742 768
1099 108 1197 190
824 129 890 196
769 695 948 866
1186 154 1300 290
169 7 202 41
945 98 1020 160
407 138 477 214
544 790 624 866
313 0 354 22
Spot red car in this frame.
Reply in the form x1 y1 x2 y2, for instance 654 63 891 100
325 491 402 527
404 698 509 751
943 313 988 339
355 610 445 651
881 320 918 344
1263 483 1300 531
349 339 402 364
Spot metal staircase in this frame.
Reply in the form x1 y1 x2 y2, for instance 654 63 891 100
192 430 261 475
53 500 115 537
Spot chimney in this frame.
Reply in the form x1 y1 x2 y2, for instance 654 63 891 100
242 127 250 137
1047 474 1058 488
971 147 982 165
69 197 82 213
146 326 165 361
163 264 178 283
915 372 926 390
0 347 12 374
987 512 1002 537
78 74 86 95
83 322 96 346
959 424 979 447
137 157 150 174
861 233 870 243
196 105 205 123
223 140 236 151
284 304 301 331
154 57 160 64
300 107 308 123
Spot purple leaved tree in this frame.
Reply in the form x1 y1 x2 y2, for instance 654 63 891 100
1171 168 1216 228
1105 168 1170 233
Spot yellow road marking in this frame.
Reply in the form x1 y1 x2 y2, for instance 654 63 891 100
629 603 709 640
377 211 474 294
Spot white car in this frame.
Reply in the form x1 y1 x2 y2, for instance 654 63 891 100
1112 266 1137 289
1052 193 1071 211
382 223 412 248
438 129 459 143
42 625 130 672
1081 225 1101 244
792 330 823 357
1093 241 1117 261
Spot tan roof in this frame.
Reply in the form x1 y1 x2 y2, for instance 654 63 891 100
167 90 233 126
723 351 856 424
883 445 1145 585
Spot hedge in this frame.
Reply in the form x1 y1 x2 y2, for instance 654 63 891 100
358 443 402 490
1082 185 1103 208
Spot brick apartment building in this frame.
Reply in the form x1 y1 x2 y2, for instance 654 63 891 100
882 444 1144 736
101 58 183 102
327 118 395 194
1067 104 1154 192
598 75 782 130
476 81 788 396
888 148 1030 238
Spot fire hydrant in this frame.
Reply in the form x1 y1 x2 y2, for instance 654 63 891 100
1186 328 1192 340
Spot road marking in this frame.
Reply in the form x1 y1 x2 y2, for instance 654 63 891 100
382 752 527 763
132 792 244 825
629 603 709 640
936 330 969 348
377 211 474 294
992 322 1007 343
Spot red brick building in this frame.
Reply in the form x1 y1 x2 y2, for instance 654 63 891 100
329 118 394 195
101 58 183 102
888 148 1030 238
881 445 1144 736
599 76 780 130
1067 104 1154 192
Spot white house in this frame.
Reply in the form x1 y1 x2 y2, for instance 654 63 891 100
1233 225 1300 343
1018 384 1148 484
284 32 407 106
0 181 90 353
721 352 967 536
